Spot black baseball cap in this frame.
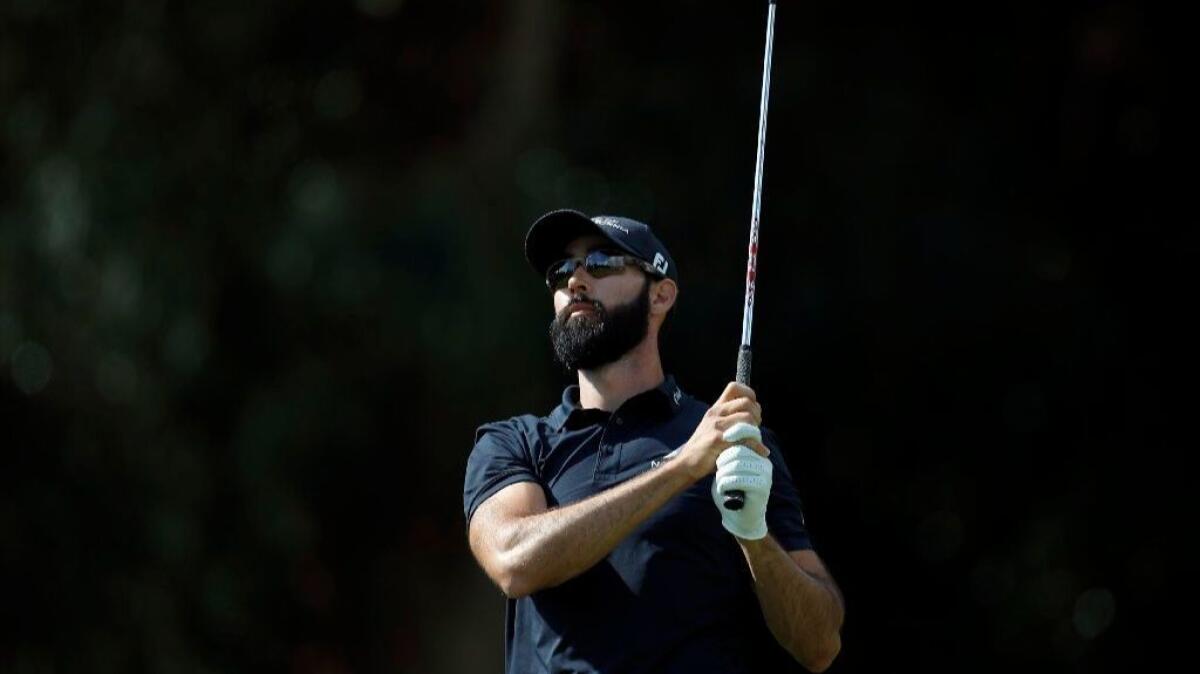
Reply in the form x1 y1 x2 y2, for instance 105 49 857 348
524 209 679 284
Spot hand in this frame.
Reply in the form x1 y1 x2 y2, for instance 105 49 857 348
711 422 773 540
675 382 769 482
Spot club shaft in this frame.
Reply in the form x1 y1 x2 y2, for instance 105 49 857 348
740 1 776 354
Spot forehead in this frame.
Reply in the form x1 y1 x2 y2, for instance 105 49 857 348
563 234 615 257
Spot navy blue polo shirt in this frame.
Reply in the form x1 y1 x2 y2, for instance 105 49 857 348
463 375 814 674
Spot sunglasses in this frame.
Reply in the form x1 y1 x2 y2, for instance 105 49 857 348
545 249 664 290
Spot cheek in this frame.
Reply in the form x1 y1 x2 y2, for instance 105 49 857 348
552 293 570 314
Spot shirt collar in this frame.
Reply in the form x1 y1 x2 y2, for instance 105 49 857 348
548 374 684 431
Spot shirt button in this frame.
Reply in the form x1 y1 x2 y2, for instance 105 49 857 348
615 417 624 425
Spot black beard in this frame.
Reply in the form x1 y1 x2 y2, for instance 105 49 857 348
549 277 652 372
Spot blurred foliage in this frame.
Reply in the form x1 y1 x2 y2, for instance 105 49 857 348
0 1 1183 673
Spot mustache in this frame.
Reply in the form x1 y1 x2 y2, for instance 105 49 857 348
556 295 603 323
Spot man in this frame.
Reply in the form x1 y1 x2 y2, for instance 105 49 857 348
463 209 844 673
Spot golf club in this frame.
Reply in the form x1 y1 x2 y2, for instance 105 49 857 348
725 0 777 511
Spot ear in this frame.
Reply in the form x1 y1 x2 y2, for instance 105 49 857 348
649 278 678 317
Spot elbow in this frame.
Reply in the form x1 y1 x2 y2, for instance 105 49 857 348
497 567 562 599
496 568 534 599
492 551 541 599
804 593 845 672
801 631 841 673
470 519 546 599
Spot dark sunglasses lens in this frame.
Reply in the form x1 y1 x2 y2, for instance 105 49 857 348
547 259 576 289
584 251 624 277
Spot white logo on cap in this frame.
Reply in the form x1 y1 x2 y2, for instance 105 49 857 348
652 253 668 274
593 217 630 234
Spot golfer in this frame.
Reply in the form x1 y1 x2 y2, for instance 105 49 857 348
464 210 844 673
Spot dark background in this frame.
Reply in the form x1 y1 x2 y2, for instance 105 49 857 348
1 1 1184 672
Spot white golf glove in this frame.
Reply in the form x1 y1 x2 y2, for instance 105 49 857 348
711 422 773 540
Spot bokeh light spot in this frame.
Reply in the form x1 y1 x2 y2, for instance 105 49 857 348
1073 587 1116 639
289 162 346 228
37 155 89 255
100 255 143 316
11 341 53 394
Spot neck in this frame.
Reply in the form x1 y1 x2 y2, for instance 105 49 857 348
577 336 665 412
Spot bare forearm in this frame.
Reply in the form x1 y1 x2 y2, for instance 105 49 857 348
739 535 844 672
498 462 693 596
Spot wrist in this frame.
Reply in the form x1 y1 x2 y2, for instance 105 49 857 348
662 451 702 486
736 531 772 549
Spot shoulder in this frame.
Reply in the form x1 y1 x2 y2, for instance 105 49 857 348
464 414 551 523
472 413 546 454
474 413 540 442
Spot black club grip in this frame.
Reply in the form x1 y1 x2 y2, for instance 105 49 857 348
724 345 753 511
735 344 752 386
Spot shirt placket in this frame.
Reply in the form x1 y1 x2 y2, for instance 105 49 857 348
592 412 627 484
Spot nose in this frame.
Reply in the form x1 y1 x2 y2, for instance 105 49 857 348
565 265 593 293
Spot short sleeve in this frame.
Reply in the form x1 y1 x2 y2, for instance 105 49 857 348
463 417 542 526
761 427 813 552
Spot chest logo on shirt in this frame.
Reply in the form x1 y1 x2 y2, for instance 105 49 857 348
649 448 680 470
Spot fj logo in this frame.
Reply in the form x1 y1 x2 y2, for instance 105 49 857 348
652 253 668 275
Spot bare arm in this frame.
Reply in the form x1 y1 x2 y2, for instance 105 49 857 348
738 536 844 672
468 381 768 599
468 459 694 598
